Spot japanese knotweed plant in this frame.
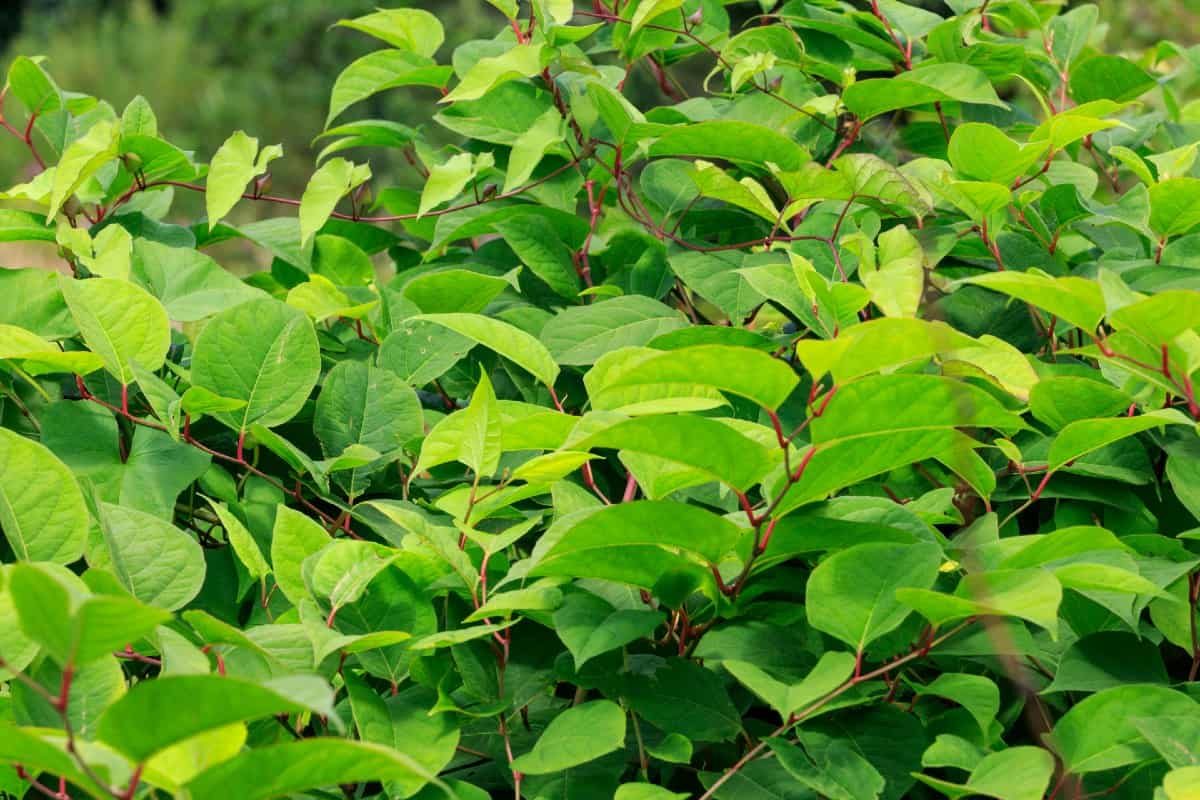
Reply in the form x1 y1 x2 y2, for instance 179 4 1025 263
1 1 1200 799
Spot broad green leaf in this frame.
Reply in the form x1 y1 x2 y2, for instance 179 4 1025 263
47 120 119 220
505 107 565 192
0 428 88 564
493 213 580 299
59 275 170 384
587 344 798 412
1069 55 1156 104
335 8 445 56
412 312 559 385
205 131 282 229
346 678 458 797
958 271 1106 333
529 501 742 590
132 240 264 321
98 502 205 611
626 658 741 742
1050 686 1197 774
568 414 776 491
646 120 810 171
898 568 1062 637
724 651 856 718
775 374 1022 512
541 296 685 365
378 317 475 386
1108 290 1200 345
915 747 1054 800
511 701 626 775
400 268 515 315
791 318 976 383
6 56 62 114
770 738 885 800
630 0 685 34
441 43 548 104
552 589 664 668
917 674 999 738
1150 178 1200 239
314 361 422 498
807 542 942 652
327 50 453 126
97 674 335 761
0 209 56 244
270 506 331 606
299 157 370 244
1047 409 1190 471
615 785 689 800
1044 632 1170 694
184 739 443 800
843 63 1006 121
419 152 476 218
1028 377 1132 430
191 297 321 432
948 123 1049 185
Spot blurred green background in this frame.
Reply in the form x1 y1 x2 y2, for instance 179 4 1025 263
0 0 1192 199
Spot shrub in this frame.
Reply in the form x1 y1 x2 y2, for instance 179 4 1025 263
1 2 1200 799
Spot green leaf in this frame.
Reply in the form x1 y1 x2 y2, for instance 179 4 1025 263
0 209 56 244
1050 686 1197 774
627 658 742 742
958 271 1106 333
646 120 811 171
59 275 170 384
190 297 321 432
335 8 445 57
270 506 331 606
552 589 664 668
724 651 856 718
184 739 444 800
454 368 503 477
806 542 942 652
587 345 798 412
916 674 999 738
948 123 1049 185
505 107 565 192
541 296 686 365
1028 377 1132 430
97 674 335 761
326 50 453 126
898 568 1063 638
132 240 264 322
314 361 422 498
346 678 458 797
1150 178 1200 239
98 502 206 611
1043 632 1169 694
0 428 88 564
568 414 777 491
511 700 627 775
494 213 580 299
1047 409 1191 472
208 502 270 580
630 0 685 34
412 312 560 385
441 43 548 104
419 152 477 218
206 131 282 229
615 785 689 800
529 501 741 590
299 157 370 244
842 63 1006 121
47 121 119 220
6 56 62 114
770 738 885 800
1069 55 1156 104
915 747 1054 800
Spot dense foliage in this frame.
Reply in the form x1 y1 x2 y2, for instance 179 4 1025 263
2 1 1200 798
